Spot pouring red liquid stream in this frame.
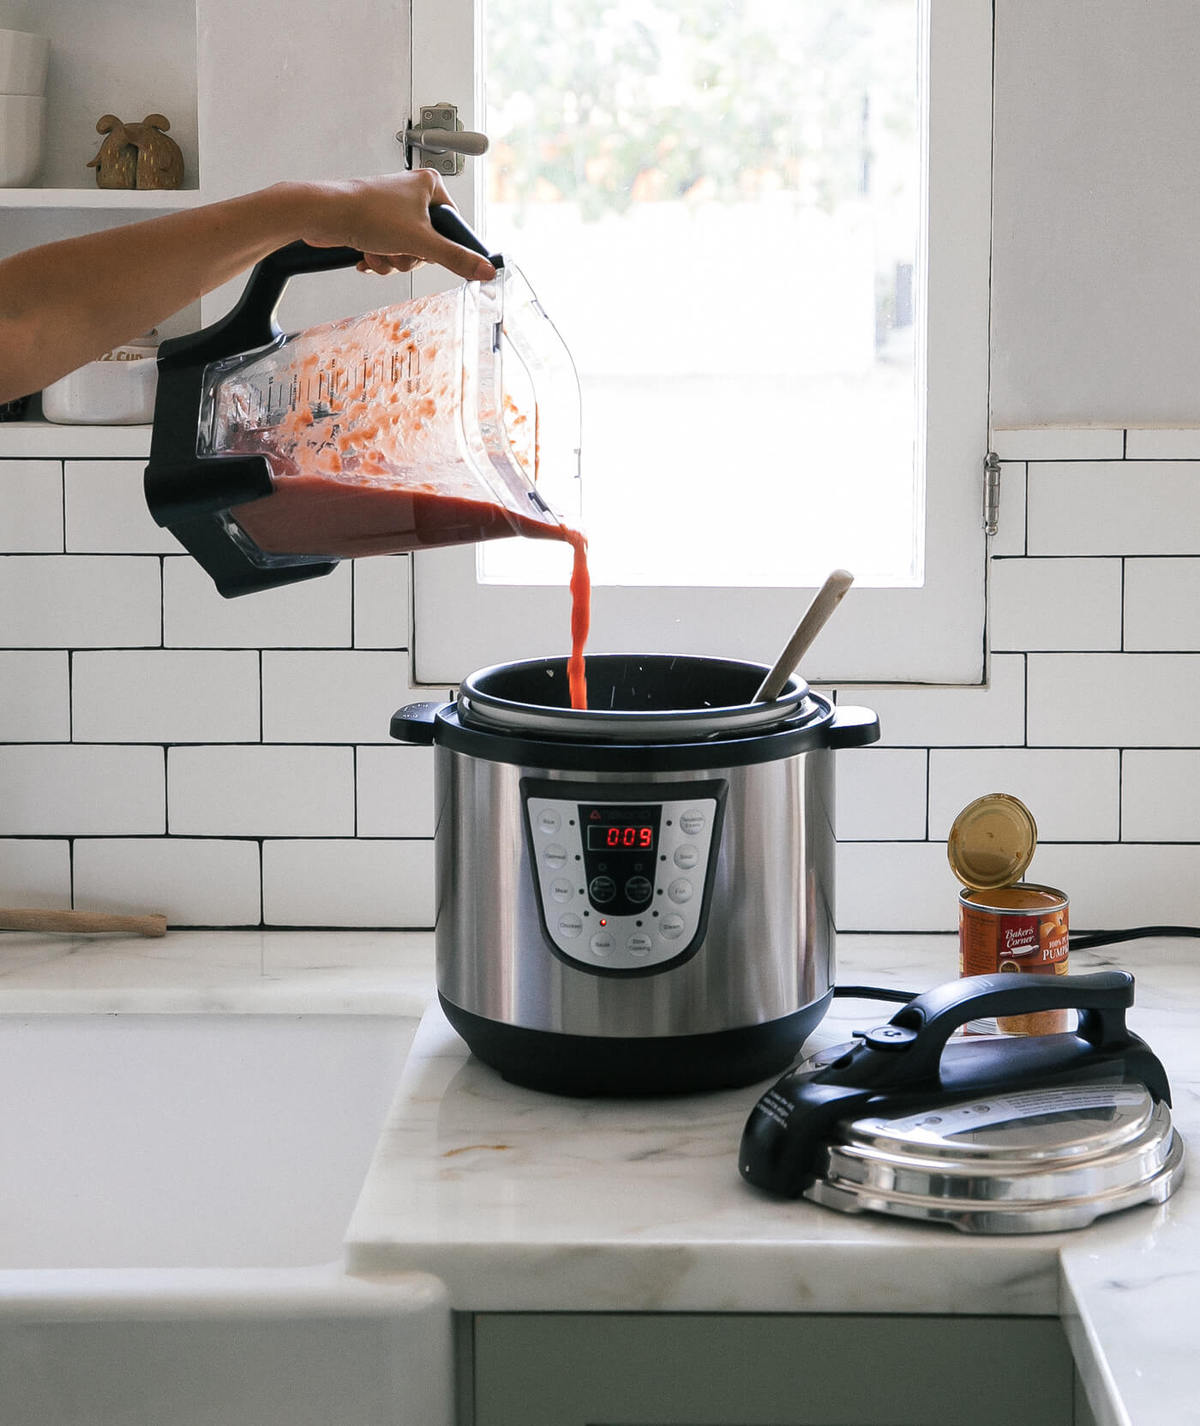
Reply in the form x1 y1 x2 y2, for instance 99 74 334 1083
230 477 591 708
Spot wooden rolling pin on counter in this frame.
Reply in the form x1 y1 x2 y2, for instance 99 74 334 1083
0 908 167 937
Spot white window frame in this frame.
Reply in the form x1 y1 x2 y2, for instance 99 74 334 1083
409 0 992 686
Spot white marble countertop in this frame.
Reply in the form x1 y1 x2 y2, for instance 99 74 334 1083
343 934 1200 1426
2 928 1196 1425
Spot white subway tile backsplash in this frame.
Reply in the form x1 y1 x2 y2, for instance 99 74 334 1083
355 745 436 837
0 461 63 551
73 837 261 926
988 461 1027 558
928 747 1120 841
0 556 161 648
0 838 71 907
989 557 1121 651
990 428 1124 461
64 461 179 553
262 838 435 926
1124 558 1200 650
1124 429 1200 460
261 650 415 744
836 841 961 933
1028 461 1200 555
0 745 164 834
168 745 354 836
1028 653 1200 746
0 652 70 740
1122 750 1200 841
1031 844 1200 929
162 557 352 648
852 654 1026 748
835 748 927 841
73 650 260 743
3 421 1200 934
353 555 411 649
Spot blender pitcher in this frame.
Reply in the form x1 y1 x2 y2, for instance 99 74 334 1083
144 206 581 597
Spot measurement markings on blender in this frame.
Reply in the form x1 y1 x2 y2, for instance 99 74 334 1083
523 783 725 973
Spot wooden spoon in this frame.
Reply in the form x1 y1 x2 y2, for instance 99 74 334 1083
0 908 167 937
754 569 855 702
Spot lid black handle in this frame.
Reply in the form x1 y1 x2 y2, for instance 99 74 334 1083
878 968 1134 1076
739 970 1172 1198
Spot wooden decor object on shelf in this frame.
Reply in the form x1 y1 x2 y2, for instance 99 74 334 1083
87 114 137 188
86 112 184 190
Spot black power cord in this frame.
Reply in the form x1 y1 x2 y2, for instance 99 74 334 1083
831 925 1200 1005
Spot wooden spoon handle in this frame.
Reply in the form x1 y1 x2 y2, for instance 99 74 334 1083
755 569 855 703
0 908 168 937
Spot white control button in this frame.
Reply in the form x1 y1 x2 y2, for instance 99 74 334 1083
543 843 568 869
679 808 706 836
673 844 699 870
590 932 614 957
668 878 694 904
550 877 573 903
660 914 685 940
557 912 584 939
537 808 561 835
626 933 653 957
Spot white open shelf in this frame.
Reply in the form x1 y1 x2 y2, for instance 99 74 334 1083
0 188 203 210
0 421 152 460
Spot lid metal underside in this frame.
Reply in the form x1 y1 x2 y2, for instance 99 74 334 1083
804 1083 1186 1234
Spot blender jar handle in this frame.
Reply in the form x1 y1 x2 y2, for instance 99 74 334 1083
161 203 498 368
229 206 497 348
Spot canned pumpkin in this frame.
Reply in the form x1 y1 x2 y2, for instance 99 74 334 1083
947 794 1069 1036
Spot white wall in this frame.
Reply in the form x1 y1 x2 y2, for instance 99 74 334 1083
990 0 1200 426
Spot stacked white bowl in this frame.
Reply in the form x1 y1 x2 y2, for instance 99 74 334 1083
0 28 48 187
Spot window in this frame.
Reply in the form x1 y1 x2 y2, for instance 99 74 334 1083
410 0 991 685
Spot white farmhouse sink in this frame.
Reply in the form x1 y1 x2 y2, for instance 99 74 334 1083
0 1012 414 1270
0 1011 452 1426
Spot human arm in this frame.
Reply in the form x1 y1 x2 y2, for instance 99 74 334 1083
0 169 495 403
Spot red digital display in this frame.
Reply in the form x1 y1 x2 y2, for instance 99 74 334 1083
588 824 654 851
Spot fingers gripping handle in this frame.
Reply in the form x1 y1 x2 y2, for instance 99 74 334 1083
184 204 496 364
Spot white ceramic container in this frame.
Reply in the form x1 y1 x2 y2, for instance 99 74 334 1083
0 91 44 185
43 344 160 424
0 27 49 95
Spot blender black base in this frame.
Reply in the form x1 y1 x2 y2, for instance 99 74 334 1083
438 990 834 1097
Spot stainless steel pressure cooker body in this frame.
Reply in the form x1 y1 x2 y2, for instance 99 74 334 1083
392 654 880 1096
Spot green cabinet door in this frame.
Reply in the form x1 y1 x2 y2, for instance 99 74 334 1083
467 1313 1077 1426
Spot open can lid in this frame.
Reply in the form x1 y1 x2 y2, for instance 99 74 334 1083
947 792 1038 889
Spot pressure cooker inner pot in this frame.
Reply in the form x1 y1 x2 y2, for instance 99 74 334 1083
458 653 822 742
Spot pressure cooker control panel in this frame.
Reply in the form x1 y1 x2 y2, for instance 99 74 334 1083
523 779 726 973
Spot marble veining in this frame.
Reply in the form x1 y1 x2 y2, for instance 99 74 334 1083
345 935 1200 1426
3 928 1198 1424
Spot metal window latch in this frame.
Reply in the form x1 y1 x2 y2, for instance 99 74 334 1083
400 103 489 176
983 450 1001 536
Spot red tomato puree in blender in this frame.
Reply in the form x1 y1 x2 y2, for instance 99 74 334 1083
231 478 591 709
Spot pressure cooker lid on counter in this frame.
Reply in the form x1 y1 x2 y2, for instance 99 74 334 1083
804 1075 1183 1233
739 969 1186 1234
456 653 821 742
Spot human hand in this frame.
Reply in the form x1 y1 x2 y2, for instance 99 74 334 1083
301 169 496 282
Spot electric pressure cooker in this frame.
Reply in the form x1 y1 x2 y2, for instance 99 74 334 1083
393 652 879 1096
